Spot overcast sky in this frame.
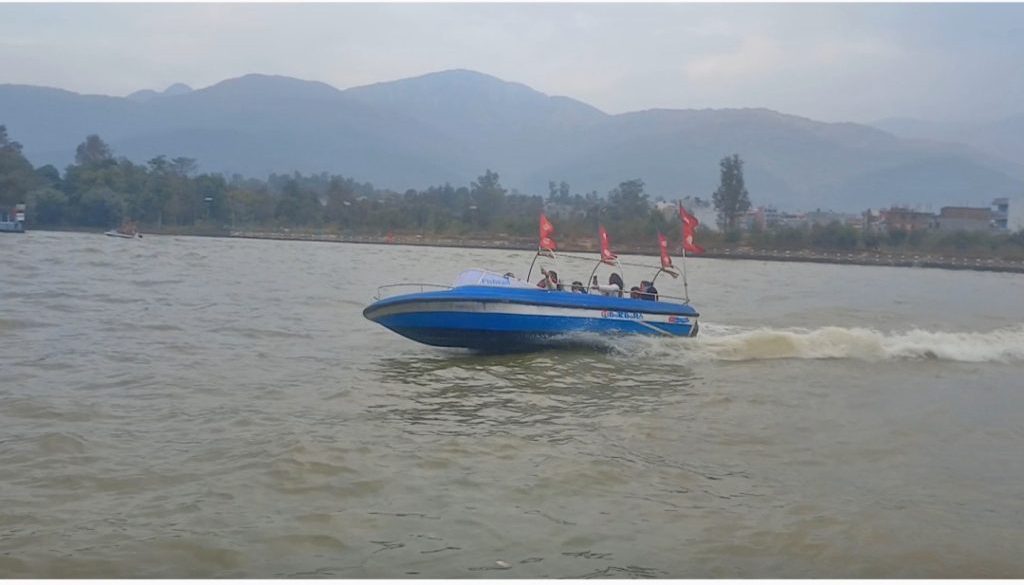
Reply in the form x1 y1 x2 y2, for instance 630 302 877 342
2 3 1022 124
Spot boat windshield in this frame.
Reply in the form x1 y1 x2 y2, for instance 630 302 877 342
452 269 533 289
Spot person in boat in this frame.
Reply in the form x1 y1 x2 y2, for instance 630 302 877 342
537 268 560 290
592 273 624 297
636 280 659 301
629 286 642 299
570 280 587 293
644 280 659 301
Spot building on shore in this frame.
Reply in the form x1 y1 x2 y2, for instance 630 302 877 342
936 206 993 232
804 209 862 228
740 206 806 230
740 207 769 230
992 197 1010 230
740 206 866 231
861 206 932 233
865 198 1011 234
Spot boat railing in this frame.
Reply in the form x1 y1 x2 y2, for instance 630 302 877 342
374 283 452 301
374 272 692 306
578 285 690 305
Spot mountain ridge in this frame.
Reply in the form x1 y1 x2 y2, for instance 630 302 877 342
1 70 1020 211
127 82 194 102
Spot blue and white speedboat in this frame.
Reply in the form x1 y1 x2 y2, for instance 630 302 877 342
363 269 699 350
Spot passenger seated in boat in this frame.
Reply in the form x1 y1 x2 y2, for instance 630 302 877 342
570 280 587 293
636 280 659 301
610 273 624 296
537 269 559 290
591 273 624 297
629 286 641 299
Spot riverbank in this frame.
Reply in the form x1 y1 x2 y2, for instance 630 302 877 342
31 226 1024 274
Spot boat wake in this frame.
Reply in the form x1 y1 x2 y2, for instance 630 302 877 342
610 324 1024 364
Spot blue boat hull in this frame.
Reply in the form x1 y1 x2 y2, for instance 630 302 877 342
363 286 699 350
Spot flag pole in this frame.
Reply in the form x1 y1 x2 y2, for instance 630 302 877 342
681 239 690 303
678 200 691 303
527 249 540 282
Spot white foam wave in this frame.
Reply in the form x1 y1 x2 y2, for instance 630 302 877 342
614 324 1024 364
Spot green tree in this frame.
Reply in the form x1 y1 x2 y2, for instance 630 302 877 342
227 185 275 226
810 221 858 250
77 187 124 227
275 178 323 226
470 169 506 228
607 179 648 221
324 176 357 227
547 180 571 202
887 228 908 247
712 154 751 231
862 230 881 250
142 155 200 226
170 157 197 177
75 134 113 166
35 164 62 188
558 181 570 200
194 173 229 224
772 226 807 249
26 187 67 225
0 125 40 206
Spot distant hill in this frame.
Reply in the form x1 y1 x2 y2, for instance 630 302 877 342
872 115 1024 172
344 69 606 188
126 82 193 102
1 70 1021 211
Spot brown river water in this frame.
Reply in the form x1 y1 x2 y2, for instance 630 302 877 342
2 230 1023 577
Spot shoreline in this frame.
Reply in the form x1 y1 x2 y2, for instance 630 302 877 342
31 226 1024 274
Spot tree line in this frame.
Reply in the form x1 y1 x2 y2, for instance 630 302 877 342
0 127 709 246
739 220 1024 259
2 126 1020 258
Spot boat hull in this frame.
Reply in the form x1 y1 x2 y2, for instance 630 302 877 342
0 221 24 233
364 286 698 349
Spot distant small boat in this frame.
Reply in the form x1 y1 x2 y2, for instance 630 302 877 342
104 230 142 239
1 204 26 234
105 220 142 239
0 220 25 234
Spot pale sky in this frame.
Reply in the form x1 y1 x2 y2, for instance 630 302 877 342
2 3 1023 124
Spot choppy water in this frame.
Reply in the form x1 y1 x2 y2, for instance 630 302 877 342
2 230 1023 577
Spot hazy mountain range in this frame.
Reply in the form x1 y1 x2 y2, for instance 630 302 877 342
2 69 1021 212
126 82 194 103
871 115 1024 171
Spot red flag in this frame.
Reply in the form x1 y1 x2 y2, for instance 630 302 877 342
658 232 674 270
539 213 557 252
598 225 617 265
678 203 705 255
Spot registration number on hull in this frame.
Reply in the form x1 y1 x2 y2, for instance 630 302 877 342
600 310 643 320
